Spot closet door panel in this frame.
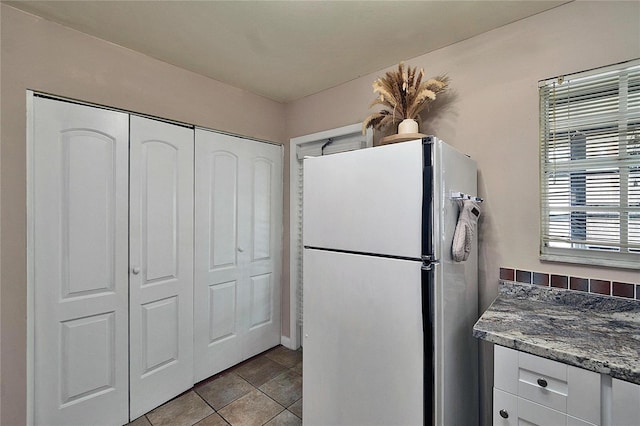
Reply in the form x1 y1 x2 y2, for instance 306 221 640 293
143 141 179 281
241 140 282 356
63 132 116 296
208 280 238 342
252 158 273 260
249 273 273 328
129 116 194 419
210 151 239 269
32 97 129 426
195 130 282 380
194 131 243 381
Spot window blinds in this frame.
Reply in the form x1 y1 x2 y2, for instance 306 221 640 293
539 59 640 268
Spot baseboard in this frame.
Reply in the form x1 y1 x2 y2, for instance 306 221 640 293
280 335 295 350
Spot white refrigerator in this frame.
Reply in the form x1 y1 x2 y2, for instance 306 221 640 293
302 137 479 425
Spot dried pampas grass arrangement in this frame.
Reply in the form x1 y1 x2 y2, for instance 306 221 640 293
363 62 449 133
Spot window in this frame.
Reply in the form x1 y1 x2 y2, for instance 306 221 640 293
539 59 640 269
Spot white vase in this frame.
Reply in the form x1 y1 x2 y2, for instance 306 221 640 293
398 118 418 134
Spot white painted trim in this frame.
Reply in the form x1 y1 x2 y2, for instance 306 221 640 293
288 123 373 349
26 90 35 426
32 92 282 147
280 335 293 350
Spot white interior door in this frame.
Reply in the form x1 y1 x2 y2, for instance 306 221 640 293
129 116 194 418
32 97 129 426
239 136 283 358
194 129 282 381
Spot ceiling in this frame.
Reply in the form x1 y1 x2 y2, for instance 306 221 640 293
5 0 569 103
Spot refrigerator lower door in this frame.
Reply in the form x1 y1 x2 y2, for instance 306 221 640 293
303 249 423 426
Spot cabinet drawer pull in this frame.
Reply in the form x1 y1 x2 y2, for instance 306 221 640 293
499 409 509 419
537 378 548 388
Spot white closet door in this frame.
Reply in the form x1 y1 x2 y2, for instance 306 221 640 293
129 116 194 419
194 131 243 379
32 97 129 426
240 138 283 357
194 129 282 381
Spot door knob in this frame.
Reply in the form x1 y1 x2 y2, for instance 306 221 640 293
132 266 141 275
237 247 244 253
537 378 548 388
499 409 509 419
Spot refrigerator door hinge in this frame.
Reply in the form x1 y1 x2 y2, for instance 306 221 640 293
421 255 439 270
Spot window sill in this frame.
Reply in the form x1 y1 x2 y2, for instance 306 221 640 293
540 253 640 271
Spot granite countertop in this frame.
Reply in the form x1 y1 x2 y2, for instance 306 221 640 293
473 281 640 384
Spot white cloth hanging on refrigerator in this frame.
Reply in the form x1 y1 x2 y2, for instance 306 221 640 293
452 199 481 262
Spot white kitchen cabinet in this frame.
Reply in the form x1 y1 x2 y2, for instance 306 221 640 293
493 388 517 426
494 345 640 426
493 388 596 426
518 395 570 425
612 377 640 425
567 364 601 425
493 346 600 425
568 415 598 426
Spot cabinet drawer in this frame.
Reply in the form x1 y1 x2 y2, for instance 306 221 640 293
494 387 570 426
494 346 601 424
518 395 567 425
567 415 597 426
518 350 568 412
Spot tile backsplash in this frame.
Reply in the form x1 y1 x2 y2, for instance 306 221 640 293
500 267 639 300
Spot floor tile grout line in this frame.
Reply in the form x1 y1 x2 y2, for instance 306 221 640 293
258 403 287 426
255 369 302 409
206 373 289 425
215 386 286 426
136 347 302 426
258 368 301 389
288 396 302 410
254 385 288 410
195 370 254 413
189 389 224 426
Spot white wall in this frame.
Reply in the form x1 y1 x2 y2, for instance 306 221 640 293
283 1 640 423
285 0 640 316
0 5 286 425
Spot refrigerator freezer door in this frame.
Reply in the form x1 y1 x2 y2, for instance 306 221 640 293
303 249 423 426
303 140 424 259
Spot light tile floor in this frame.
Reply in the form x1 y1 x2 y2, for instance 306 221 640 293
128 346 302 426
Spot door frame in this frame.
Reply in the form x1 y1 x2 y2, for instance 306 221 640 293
286 123 372 349
26 90 36 426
